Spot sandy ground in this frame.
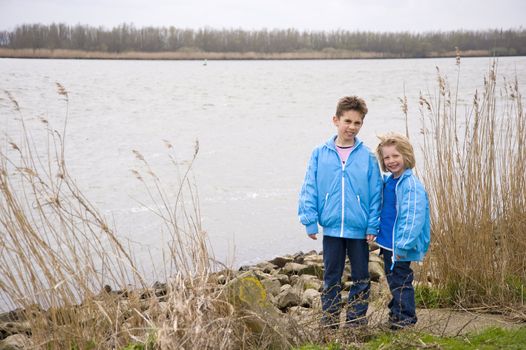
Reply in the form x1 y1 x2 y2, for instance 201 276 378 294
375 307 523 336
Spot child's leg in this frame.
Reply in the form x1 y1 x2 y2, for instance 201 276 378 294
345 238 370 324
381 249 396 323
382 249 417 327
322 236 347 326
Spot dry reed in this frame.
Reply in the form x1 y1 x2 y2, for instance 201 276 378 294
419 59 526 311
0 87 311 349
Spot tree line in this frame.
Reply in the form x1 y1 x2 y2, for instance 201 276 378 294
1 23 525 57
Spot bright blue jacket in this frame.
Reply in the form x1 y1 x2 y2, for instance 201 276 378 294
383 169 431 262
298 136 383 239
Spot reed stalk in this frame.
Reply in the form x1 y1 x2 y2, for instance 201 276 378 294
419 60 526 310
0 87 308 349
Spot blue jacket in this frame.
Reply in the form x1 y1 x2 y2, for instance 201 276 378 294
385 169 431 262
298 136 383 239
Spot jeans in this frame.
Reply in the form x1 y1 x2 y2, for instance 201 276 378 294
381 248 417 326
321 236 370 325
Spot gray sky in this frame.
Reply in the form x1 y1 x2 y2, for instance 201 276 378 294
0 0 525 32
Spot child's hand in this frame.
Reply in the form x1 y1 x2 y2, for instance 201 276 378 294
308 234 317 240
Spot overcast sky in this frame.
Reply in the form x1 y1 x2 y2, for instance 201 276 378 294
1 0 525 32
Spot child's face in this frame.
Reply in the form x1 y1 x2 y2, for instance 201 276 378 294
332 110 363 145
381 145 405 178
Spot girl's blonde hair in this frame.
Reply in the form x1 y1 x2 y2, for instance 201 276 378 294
376 133 416 172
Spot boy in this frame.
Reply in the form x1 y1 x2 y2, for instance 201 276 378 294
298 96 382 328
375 133 430 329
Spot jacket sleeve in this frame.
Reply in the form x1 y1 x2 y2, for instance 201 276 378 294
395 177 428 256
366 153 383 235
298 149 319 234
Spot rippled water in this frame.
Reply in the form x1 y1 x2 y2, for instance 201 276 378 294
1 56 525 269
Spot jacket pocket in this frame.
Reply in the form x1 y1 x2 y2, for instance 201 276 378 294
344 194 368 230
319 193 339 227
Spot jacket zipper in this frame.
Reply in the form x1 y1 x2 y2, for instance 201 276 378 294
340 162 345 237
391 174 404 270
334 140 360 238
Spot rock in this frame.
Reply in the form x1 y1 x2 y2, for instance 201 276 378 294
0 322 31 340
261 278 282 297
369 241 380 251
224 271 290 348
369 252 383 264
282 262 323 278
292 252 305 264
303 254 323 264
290 275 299 286
282 262 308 275
288 306 310 314
301 289 321 308
238 265 251 272
224 271 280 331
271 272 290 285
152 281 168 298
212 269 235 285
251 269 273 282
268 256 294 268
342 281 352 292
368 260 385 282
276 287 301 309
301 262 324 279
280 284 292 293
0 334 31 350
0 310 23 323
293 274 323 292
255 261 277 273
343 265 351 278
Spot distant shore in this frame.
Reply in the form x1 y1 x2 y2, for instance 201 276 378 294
0 48 494 60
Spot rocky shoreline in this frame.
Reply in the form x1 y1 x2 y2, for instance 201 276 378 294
0 247 386 349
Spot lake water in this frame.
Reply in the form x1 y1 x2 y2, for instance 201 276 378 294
1 56 526 270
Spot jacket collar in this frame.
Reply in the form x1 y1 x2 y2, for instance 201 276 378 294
325 135 363 151
386 168 413 182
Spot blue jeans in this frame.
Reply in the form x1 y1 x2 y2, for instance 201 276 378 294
381 248 417 326
322 236 370 325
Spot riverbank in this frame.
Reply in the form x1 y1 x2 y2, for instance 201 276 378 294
1 249 523 349
0 48 493 60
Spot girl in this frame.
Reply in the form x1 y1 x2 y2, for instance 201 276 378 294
375 133 430 329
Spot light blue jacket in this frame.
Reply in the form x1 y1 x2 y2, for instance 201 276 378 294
298 136 382 239
387 168 431 262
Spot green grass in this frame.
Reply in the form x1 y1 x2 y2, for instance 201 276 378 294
296 344 347 350
365 327 526 350
414 284 449 308
295 327 526 350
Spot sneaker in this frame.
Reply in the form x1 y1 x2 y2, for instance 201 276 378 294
388 321 415 331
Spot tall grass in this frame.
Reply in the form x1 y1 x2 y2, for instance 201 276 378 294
419 60 526 310
0 87 306 349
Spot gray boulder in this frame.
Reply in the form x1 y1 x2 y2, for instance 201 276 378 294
301 289 321 308
0 334 31 350
276 285 301 309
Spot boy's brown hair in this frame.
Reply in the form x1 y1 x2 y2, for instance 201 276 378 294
376 133 416 172
335 96 368 118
